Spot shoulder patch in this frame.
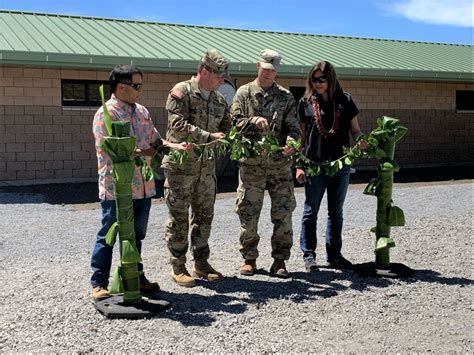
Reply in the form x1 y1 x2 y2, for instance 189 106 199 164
171 89 184 100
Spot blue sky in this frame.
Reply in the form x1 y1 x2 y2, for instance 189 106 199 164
1 0 472 44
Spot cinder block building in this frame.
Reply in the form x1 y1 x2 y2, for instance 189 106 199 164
1 10 473 184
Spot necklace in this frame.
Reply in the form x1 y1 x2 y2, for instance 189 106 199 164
312 96 339 138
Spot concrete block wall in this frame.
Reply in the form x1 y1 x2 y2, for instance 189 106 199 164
1 65 473 183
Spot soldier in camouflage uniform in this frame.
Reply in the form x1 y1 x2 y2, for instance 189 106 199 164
231 49 301 278
162 49 232 287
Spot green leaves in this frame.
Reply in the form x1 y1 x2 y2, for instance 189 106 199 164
380 160 400 172
368 116 408 146
110 266 124 294
105 222 118 246
389 205 406 226
168 127 284 164
375 237 396 251
99 84 113 137
121 240 142 263
364 178 380 196
165 116 408 185
169 149 189 164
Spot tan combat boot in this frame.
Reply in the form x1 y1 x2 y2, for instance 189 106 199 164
240 259 257 276
171 265 196 287
270 259 289 278
92 286 109 301
139 274 160 293
193 261 223 281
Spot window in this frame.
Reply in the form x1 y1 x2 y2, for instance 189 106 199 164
289 86 305 102
456 90 474 112
61 80 110 106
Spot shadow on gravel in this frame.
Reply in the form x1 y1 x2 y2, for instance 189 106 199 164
155 271 355 326
156 289 247 326
405 269 474 286
153 268 473 326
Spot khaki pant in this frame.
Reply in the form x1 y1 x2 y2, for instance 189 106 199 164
235 159 296 260
164 168 216 267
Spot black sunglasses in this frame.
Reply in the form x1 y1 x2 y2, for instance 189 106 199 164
311 76 327 84
121 82 144 90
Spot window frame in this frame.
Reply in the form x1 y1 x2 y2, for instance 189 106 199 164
61 79 110 107
455 90 474 113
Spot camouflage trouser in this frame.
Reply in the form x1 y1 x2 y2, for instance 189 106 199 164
164 168 216 268
235 160 296 261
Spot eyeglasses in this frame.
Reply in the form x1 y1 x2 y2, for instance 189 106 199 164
121 82 144 90
311 76 327 84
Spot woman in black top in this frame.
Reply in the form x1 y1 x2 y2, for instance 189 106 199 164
296 61 366 271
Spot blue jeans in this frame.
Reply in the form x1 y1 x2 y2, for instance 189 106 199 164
90 198 151 288
300 166 350 262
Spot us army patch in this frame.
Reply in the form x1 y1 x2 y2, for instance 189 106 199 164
171 89 184 100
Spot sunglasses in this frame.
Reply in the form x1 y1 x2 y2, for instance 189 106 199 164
122 82 144 90
311 76 327 84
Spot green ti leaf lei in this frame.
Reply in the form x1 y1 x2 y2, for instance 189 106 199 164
166 116 407 178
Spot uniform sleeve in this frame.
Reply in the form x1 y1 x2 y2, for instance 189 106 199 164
165 84 210 144
282 95 301 141
230 86 259 136
218 102 232 134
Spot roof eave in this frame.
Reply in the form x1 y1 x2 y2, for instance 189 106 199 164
1 52 473 83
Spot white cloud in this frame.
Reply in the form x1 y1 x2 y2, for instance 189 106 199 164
386 0 473 27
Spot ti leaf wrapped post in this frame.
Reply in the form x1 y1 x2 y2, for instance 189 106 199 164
356 116 413 277
98 85 142 304
94 85 170 318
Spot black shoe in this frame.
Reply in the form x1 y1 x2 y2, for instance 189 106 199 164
304 259 318 272
326 255 353 269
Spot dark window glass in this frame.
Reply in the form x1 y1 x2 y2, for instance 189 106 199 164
61 80 110 106
289 86 305 102
456 90 474 111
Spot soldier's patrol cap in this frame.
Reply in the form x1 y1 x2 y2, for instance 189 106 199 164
200 49 229 77
258 49 282 71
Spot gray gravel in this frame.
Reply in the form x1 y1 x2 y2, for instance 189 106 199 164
0 180 473 353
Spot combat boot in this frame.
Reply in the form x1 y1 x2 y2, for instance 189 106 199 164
240 259 257 276
171 265 196 287
192 261 223 281
139 274 160 293
270 259 289 278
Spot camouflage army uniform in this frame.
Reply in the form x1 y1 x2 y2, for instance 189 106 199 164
162 76 231 268
231 79 301 261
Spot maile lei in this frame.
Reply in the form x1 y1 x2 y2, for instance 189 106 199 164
312 95 340 138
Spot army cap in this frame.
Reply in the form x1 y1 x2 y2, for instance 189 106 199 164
200 48 229 76
258 49 282 71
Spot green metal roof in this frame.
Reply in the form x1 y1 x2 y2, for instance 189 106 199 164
1 10 473 82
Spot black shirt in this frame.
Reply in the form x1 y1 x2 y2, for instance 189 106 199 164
298 92 359 163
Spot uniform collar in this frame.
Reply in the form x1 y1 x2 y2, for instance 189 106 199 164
190 76 215 100
251 79 277 96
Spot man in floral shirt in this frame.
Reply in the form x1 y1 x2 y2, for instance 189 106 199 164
90 64 189 301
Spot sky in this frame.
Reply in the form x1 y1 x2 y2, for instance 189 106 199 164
0 0 472 45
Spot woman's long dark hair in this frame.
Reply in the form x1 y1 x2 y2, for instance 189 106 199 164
303 61 344 102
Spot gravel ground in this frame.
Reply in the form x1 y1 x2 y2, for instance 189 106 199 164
0 180 472 352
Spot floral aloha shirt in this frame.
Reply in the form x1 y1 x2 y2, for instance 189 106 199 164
93 94 161 200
